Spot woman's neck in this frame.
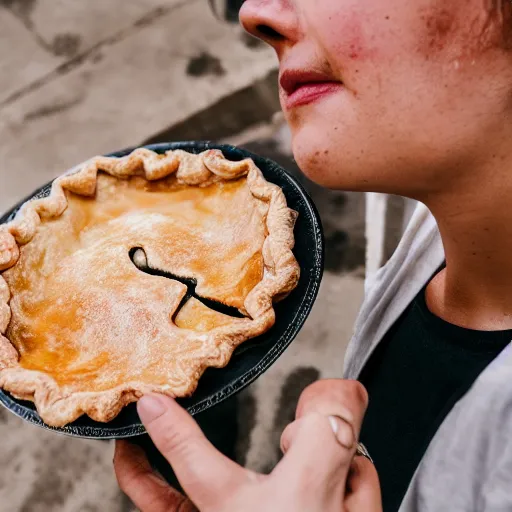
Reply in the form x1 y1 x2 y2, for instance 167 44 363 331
424 147 512 330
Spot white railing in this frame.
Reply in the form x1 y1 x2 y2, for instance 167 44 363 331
365 193 417 280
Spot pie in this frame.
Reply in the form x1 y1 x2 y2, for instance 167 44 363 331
0 148 300 427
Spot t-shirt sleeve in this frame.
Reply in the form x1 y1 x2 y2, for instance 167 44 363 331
399 348 512 511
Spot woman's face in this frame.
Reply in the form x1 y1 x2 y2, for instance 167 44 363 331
240 0 512 196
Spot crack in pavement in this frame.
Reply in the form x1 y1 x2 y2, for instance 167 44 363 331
0 0 194 109
23 94 84 121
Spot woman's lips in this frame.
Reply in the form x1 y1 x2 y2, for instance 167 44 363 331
282 81 342 109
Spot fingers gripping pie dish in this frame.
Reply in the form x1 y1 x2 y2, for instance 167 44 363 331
0 148 300 427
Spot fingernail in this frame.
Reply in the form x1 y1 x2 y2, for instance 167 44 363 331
328 415 339 435
138 395 167 424
329 415 354 449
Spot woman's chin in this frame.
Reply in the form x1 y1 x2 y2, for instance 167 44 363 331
290 126 408 193
291 136 367 191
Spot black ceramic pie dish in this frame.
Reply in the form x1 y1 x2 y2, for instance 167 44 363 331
0 141 324 439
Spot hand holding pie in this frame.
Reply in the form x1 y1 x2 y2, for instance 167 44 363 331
114 383 380 512
0 148 300 427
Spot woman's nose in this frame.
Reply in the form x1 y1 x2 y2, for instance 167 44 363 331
239 0 300 54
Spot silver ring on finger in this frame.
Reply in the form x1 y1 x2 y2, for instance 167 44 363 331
355 442 373 464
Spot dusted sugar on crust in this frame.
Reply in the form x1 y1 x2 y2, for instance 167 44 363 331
0 148 300 427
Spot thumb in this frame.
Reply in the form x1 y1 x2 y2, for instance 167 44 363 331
137 394 248 510
275 379 369 500
273 413 355 502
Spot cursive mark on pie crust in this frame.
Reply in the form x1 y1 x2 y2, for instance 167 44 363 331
129 247 245 319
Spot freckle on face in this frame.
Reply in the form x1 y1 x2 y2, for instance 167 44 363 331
421 6 456 53
416 3 501 60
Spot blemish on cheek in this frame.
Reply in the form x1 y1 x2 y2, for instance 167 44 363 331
349 43 362 60
418 4 504 61
420 7 457 54
331 11 377 62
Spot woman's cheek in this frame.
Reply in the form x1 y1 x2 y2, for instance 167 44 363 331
321 12 375 67
314 3 402 70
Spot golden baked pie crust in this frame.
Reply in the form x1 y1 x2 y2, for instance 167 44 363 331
0 148 299 427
